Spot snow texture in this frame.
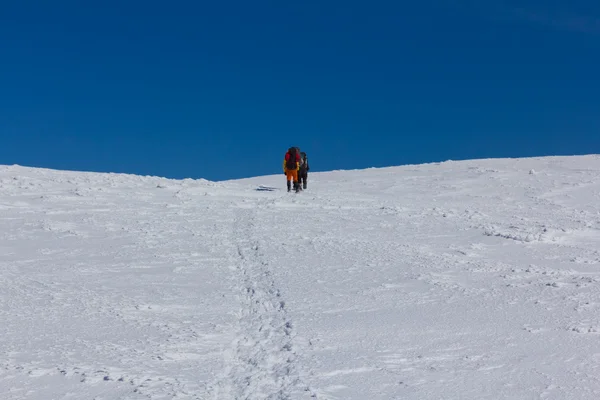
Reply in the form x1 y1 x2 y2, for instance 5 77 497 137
1 155 600 399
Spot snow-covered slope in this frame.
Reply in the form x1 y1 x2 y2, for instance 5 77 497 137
1 155 600 400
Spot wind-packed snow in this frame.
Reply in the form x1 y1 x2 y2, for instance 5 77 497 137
1 155 600 399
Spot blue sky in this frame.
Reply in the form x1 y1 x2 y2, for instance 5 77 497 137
1 0 599 181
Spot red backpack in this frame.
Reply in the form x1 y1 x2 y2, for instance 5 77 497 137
285 147 299 170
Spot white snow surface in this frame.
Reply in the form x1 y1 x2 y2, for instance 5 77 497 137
1 155 600 399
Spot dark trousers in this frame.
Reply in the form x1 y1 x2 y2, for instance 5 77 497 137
298 169 308 189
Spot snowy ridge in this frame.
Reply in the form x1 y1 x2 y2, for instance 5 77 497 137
1 156 600 399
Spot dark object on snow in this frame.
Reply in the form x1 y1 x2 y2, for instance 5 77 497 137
256 185 277 191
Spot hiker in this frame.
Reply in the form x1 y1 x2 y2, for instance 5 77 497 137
283 147 301 192
298 151 309 190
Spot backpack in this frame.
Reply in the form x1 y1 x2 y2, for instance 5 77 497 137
300 152 308 170
286 147 298 170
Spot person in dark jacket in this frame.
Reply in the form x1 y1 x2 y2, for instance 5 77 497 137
298 151 309 190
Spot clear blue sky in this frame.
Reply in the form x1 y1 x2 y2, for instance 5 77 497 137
1 1 599 181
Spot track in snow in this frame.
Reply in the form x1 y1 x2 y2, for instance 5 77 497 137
208 208 315 399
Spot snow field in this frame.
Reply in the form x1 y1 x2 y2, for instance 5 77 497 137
1 155 600 399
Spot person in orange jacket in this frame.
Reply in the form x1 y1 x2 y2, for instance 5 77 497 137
283 147 301 192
